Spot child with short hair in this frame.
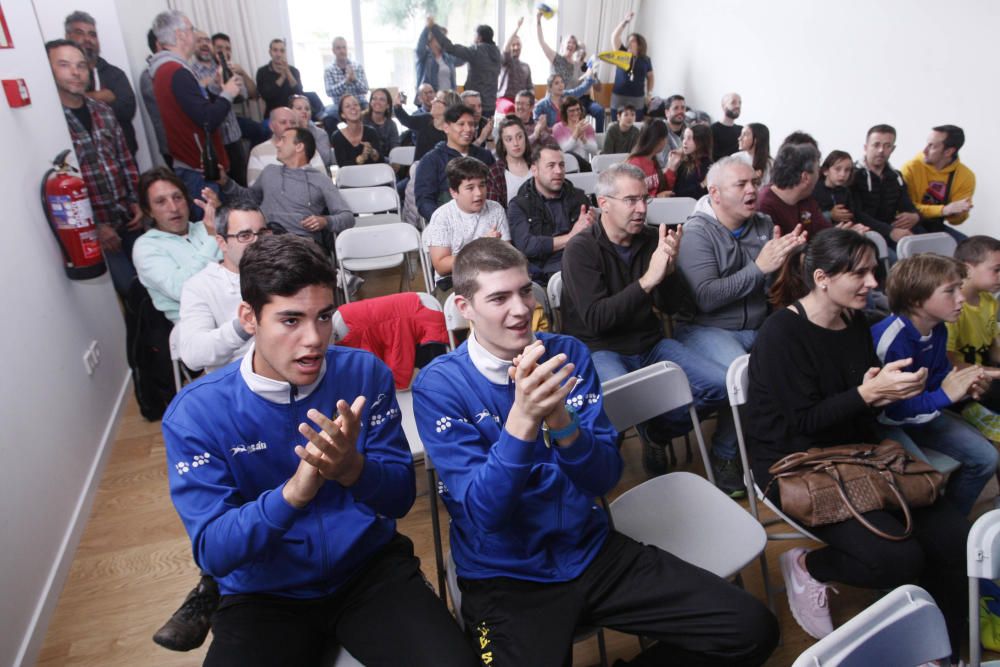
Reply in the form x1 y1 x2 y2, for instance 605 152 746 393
871 254 997 515
423 156 510 290
948 235 1000 439
602 104 639 154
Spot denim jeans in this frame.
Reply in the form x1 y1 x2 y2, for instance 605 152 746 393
174 166 221 223
104 225 143 297
673 324 757 461
591 337 728 447
877 411 999 516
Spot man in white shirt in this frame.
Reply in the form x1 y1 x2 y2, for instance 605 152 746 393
247 107 325 184
178 202 270 372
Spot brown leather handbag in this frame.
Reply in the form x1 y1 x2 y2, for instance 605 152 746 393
765 440 946 541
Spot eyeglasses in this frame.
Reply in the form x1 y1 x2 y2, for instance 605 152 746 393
605 195 653 208
226 229 273 243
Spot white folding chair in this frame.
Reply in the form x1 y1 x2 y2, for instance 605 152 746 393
168 326 192 392
645 197 697 226
602 361 714 484
792 584 950 667
320 646 364 667
562 152 581 174
566 171 598 195
387 145 415 167
546 271 563 331
610 471 766 581
968 509 1000 667
338 186 401 227
594 132 606 152
443 292 468 350
505 169 530 204
335 223 428 302
592 153 629 173
896 232 957 259
336 163 395 189
864 230 890 275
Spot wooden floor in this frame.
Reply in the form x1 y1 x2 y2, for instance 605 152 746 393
34 267 992 666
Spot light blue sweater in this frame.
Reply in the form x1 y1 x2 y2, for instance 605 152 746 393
132 222 220 322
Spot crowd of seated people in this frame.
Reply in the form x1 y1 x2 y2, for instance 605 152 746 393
59 6 992 665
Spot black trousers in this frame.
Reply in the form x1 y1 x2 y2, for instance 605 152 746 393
806 501 969 656
458 531 778 667
204 533 477 667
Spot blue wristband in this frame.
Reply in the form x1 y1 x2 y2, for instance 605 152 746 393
545 405 580 443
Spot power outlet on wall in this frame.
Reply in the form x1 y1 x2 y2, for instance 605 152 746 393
82 339 100 376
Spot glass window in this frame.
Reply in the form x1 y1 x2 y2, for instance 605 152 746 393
286 0 358 105
501 0 560 91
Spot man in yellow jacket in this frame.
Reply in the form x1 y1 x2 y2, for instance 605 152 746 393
901 124 975 242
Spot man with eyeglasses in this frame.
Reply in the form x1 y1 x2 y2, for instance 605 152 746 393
560 163 733 477
674 156 806 493
178 202 270 373
852 124 922 249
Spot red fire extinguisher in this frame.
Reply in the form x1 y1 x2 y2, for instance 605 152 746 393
40 149 106 280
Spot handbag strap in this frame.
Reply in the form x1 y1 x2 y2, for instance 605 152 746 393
825 466 913 541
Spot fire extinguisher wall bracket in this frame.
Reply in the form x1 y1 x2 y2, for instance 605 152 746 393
41 150 107 280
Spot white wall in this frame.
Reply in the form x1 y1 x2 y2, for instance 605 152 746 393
639 0 1000 237
1 2 132 666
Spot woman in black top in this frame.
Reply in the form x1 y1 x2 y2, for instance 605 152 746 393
330 94 380 167
665 124 711 199
745 228 967 660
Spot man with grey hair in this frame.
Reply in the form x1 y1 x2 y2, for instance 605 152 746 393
675 156 807 494
150 10 241 221
560 163 730 476
710 92 742 161
65 10 138 156
246 107 325 185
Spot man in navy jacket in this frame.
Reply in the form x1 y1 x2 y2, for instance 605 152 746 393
413 238 778 666
163 235 474 666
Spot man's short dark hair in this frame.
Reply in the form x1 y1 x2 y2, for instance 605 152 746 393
955 235 1000 266
137 167 189 216
289 126 316 161
444 104 476 124
476 25 494 43
621 104 637 113
146 29 158 54
211 32 230 43
45 38 86 59
217 199 263 237
781 131 819 150
933 124 965 155
665 94 686 108
454 238 530 300
867 124 896 140
530 139 562 164
446 156 489 191
771 143 821 189
269 38 285 49
515 88 535 104
240 235 336 317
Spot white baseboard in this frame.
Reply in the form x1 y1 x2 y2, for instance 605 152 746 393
14 371 132 667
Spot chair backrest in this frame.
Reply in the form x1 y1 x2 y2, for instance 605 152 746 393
336 163 395 189
896 232 957 259
646 197 698 226
565 171 598 195
969 508 1000 580
505 170 530 204
726 353 751 408
546 271 563 310
388 145 415 166
335 222 421 260
601 361 694 432
443 292 469 349
339 186 400 215
562 152 580 174
531 281 552 330
592 152 629 173
791 585 950 667
610 471 767 580
864 230 889 261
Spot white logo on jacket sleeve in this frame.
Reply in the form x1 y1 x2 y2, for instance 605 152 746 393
175 452 212 476
370 406 400 427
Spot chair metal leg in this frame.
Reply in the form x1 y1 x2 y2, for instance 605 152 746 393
172 360 183 393
684 432 693 464
595 628 608 667
426 466 448 605
972 576 982 667
689 406 714 484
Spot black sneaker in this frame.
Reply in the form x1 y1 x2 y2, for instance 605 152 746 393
152 575 219 651
641 439 670 477
711 455 747 499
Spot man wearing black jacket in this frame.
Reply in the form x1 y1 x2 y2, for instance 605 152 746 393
507 141 593 283
560 162 728 475
851 124 921 250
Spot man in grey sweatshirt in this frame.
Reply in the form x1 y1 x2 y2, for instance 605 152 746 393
429 21 502 115
674 156 806 496
219 127 353 243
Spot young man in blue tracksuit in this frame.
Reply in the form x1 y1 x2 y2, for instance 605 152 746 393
163 235 475 666
413 238 778 666
872 253 997 515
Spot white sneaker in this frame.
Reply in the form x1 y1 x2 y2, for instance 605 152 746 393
780 547 837 639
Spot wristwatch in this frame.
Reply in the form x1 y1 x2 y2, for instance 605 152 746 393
542 405 580 448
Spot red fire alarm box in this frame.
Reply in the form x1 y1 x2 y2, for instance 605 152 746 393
3 78 30 107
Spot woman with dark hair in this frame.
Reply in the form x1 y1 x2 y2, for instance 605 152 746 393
608 10 653 120
486 115 532 207
626 119 671 197
330 94 380 167
665 124 712 199
132 168 220 322
552 96 597 170
744 227 968 660
363 88 399 161
736 122 772 184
